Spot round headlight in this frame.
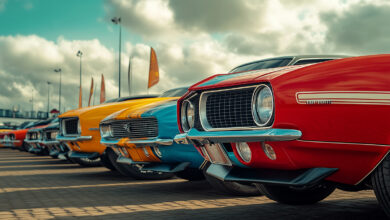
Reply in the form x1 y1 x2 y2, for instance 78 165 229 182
100 124 113 138
236 142 252 163
181 100 195 132
253 85 274 126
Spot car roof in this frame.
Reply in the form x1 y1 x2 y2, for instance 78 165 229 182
231 55 349 70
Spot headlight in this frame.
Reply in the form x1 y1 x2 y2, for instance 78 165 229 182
253 85 274 126
51 131 58 140
236 142 252 162
37 132 41 140
181 100 195 132
100 124 113 138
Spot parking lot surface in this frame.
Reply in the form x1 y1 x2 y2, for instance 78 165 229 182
0 149 387 219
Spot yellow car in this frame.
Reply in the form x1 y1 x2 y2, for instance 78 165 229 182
57 88 188 178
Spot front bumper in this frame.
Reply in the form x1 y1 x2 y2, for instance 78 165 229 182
68 151 100 159
57 135 92 141
102 137 173 147
174 128 302 145
1 140 21 147
116 155 191 173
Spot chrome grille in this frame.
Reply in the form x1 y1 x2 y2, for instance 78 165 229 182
203 87 256 129
64 118 78 135
111 118 158 139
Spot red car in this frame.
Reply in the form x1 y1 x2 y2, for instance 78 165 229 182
175 54 390 217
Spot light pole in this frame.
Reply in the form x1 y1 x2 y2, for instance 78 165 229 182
77 50 83 107
47 81 51 113
54 68 62 113
111 16 122 98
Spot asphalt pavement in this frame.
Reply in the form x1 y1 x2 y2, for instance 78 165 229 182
0 148 387 219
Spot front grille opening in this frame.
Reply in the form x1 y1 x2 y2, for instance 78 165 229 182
64 119 78 135
110 118 158 139
205 87 257 129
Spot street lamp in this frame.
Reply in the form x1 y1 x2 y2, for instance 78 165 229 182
47 81 51 114
77 50 83 107
111 16 122 98
54 68 62 113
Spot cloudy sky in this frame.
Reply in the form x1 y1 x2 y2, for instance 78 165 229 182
0 0 389 112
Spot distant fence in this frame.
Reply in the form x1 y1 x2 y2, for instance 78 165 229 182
0 109 49 120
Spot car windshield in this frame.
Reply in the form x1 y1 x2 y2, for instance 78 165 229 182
229 58 292 73
160 88 189 97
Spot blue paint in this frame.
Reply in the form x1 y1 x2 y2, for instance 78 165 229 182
141 101 204 169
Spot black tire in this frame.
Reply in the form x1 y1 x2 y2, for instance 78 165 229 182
72 157 102 167
175 168 205 181
106 149 174 180
100 150 116 171
203 163 261 196
256 183 335 205
372 154 390 217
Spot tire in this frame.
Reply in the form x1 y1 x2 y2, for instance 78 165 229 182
106 149 174 180
175 168 205 181
256 183 335 205
72 157 102 167
203 163 261 196
372 154 390 218
100 150 116 171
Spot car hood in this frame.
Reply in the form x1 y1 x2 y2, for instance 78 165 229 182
102 98 178 122
191 65 308 90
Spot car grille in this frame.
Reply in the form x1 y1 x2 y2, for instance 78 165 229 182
110 118 158 139
203 87 257 129
64 118 78 135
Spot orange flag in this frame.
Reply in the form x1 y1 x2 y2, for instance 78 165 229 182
78 86 82 108
88 77 94 106
100 74 106 104
148 47 159 88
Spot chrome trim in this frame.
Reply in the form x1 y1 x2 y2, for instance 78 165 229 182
41 140 60 145
174 128 302 145
251 84 274 127
199 85 273 131
56 135 92 141
289 57 338 65
127 138 173 147
2 140 21 144
101 138 120 146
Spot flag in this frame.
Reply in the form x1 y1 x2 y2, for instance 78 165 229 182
88 77 94 107
100 74 106 104
148 47 159 88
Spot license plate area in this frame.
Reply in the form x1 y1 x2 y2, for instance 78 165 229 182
202 143 232 166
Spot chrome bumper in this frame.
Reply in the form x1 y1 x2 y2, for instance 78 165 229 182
102 138 173 147
24 139 41 144
1 140 21 146
174 128 302 145
57 135 92 141
41 140 60 145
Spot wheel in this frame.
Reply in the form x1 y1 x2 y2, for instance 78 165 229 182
256 183 335 205
175 168 205 181
372 154 390 217
203 163 261 196
72 157 102 167
106 149 174 180
100 150 116 171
